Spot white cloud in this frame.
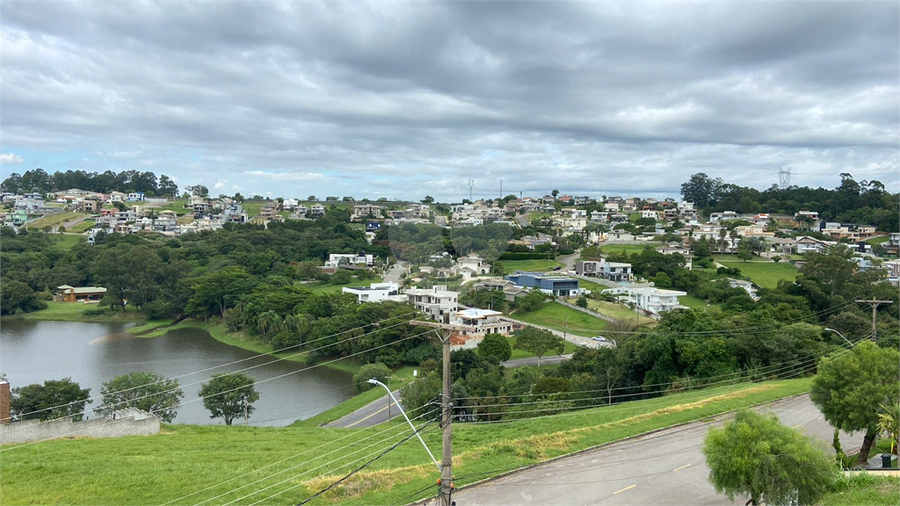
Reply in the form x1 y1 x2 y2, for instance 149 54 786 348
0 153 24 165
213 179 227 190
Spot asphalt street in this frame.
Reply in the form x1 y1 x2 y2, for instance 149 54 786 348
324 390 403 428
449 394 856 506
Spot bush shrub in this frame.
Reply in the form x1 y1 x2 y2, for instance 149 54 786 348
352 363 392 393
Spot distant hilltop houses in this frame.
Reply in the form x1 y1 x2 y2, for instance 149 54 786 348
1 188 896 264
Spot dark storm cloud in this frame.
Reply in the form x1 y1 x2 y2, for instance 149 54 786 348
1 1 896 199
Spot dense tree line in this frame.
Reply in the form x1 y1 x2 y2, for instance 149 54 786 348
2 168 179 198
681 172 899 231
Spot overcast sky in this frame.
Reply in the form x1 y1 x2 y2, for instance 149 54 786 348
1 1 897 201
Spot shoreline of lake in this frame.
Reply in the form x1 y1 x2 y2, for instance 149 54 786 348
0 319 358 426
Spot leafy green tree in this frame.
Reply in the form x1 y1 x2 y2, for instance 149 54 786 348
187 266 254 318
516 289 547 312
703 409 837 505
736 241 753 262
514 327 565 366
0 279 47 315
11 378 91 421
476 334 512 365
95 372 183 423
399 371 441 415
681 173 723 208
352 363 392 393
198 373 260 426
810 341 900 464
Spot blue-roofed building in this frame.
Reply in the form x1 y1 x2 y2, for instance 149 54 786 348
505 271 581 297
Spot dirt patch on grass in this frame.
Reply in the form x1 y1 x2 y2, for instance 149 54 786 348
303 464 431 501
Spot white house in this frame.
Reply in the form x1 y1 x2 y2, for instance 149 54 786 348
406 285 459 321
604 286 686 315
342 282 404 303
457 254 489 275
326 253 375 267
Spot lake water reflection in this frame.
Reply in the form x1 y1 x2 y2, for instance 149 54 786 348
0 320 355 426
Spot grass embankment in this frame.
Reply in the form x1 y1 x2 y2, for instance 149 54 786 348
50 233 84 250
819 474 899 505
68 219 96 233
512 302 608 337
8 301 148 322
584 299 656 325
499 259 563 272
0 378 813 505
598 243 661 257
715 258 799 290
26 211 82 230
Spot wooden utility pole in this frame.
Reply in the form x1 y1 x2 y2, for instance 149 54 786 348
440 327 453 506
855 297 892 342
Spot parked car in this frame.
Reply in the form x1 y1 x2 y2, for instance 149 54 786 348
591 336 609 343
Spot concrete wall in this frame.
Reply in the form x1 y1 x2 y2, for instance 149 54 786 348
0 413 160 444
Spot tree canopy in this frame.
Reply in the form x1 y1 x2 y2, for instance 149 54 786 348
199 373 260 426
810 341 900 463
95 371 184 423
514 327 565 365
10 378 91 422
703 409 836 505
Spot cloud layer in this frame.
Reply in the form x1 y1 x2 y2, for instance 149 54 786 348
1 1 897 200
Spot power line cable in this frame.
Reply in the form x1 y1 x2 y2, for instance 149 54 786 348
160 404 437 505
11 310 418 420
462 342 859 426
295 418 440 506
1 328 435 451
196 408 440 506
453 329 865 404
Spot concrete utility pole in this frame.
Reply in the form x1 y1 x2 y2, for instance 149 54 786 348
410 317 455 506
855 297 892 342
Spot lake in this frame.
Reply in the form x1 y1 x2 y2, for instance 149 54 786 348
0 320 355 426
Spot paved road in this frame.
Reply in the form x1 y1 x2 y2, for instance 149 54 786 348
382 261 408 284
450 395 857 506
501 354 573 368
324 390 403 429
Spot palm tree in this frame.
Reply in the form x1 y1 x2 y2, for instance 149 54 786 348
878 402 899 454
256 310 283 338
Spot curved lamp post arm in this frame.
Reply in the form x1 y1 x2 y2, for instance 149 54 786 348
367 378 441 472
824 327 854 348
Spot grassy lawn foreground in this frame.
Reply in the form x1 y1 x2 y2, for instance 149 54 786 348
0 378 813 505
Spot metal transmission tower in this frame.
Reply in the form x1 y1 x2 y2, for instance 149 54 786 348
778 167 792 189
468 179 474 201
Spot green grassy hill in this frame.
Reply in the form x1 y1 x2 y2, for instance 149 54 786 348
1 378 812 505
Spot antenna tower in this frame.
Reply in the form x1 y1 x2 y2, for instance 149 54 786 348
778 167 792 189
468 179 474 201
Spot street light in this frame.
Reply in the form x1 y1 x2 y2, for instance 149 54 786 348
367 378 441 472
824 328 854 348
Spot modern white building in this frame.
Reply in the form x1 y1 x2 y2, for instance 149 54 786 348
406 285 459 321
603 286 686 315
342 282 404 303
326 253 375 267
